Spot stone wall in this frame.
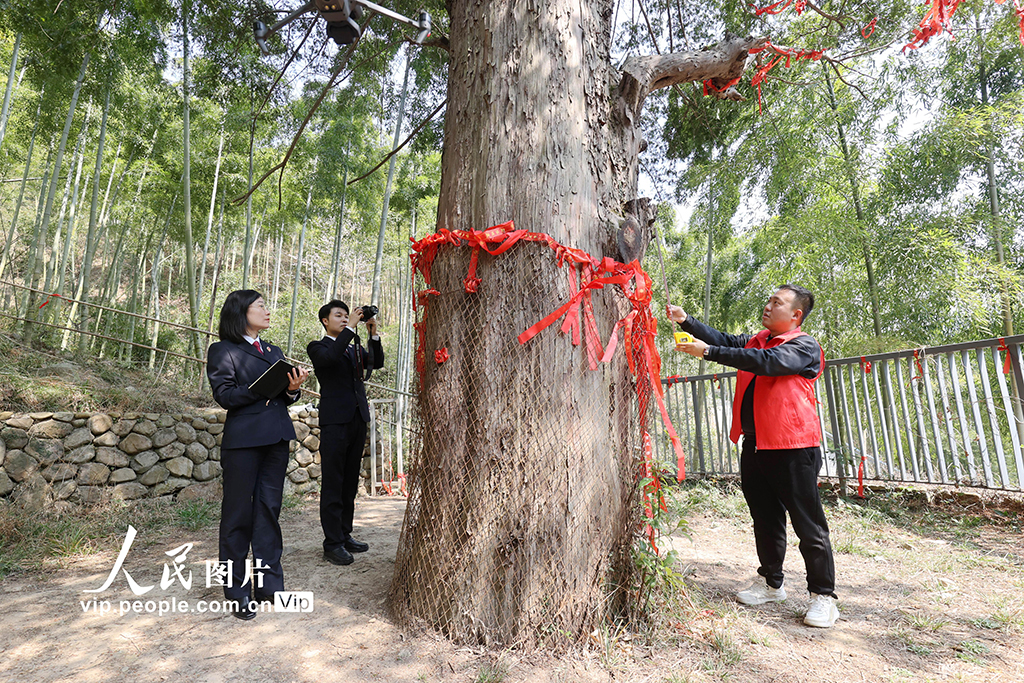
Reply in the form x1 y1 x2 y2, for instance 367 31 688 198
0 407 376 511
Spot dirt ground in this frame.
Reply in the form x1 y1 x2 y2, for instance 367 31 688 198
1 489 1023 683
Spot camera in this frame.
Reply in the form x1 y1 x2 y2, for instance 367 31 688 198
359 305 378 321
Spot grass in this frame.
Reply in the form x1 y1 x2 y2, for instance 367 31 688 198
475 658 510 683
0 496 221 578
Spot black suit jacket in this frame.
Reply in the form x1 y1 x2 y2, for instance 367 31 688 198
207 339 298 450
307 328 384 426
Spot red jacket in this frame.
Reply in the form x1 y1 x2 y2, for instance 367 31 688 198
728 328 824 449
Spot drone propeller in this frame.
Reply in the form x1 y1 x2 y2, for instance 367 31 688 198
253 0 431 54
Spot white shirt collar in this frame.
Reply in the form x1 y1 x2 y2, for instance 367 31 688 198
242 334 260 345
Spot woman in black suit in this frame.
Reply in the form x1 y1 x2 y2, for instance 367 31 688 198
207 289 308 620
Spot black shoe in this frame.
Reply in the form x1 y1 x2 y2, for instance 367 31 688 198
343 537 369 553
230 597 257 621
253 591 276 605
324 546 354 565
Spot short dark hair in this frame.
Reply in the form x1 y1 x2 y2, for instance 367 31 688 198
778 284 814 324
218 289 264 342
317 300 349 330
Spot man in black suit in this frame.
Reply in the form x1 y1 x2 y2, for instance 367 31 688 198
307 300 384 565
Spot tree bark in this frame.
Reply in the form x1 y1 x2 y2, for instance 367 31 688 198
388 0 761 647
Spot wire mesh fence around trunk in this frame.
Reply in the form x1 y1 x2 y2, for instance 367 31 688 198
387 239 651 648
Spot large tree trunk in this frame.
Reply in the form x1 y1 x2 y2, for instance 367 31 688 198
387 0 760 647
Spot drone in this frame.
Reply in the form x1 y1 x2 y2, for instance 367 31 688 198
253 0 431 54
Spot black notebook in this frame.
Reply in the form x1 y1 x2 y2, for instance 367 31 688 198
248 359 296 398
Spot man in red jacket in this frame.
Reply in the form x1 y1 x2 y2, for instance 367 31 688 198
668 284 839 628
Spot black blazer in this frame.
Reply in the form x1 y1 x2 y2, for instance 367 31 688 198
207 339 298 450
307 328 384 426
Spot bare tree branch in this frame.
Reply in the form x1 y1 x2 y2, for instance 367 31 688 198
618 33 768 118
348 98 448 186
232 39 360 208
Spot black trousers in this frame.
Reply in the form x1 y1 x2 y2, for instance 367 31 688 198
319 420 367 552
740 438 836 597
219 440 289 602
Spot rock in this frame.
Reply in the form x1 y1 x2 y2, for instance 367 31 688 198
139 465 170 486
53 480 77 500
132 419 157 436
297 409 309 419
64 427 94 450
28 420 74 439
0 471 14 496
72 419 86 428
165 456 193 478
53 412 75 422
28 412 53 420
6 416 33 429
93 432 119 447
177 481 221 503
5 451 39 482
293 422 311 441
157 415 175 428
131 451 160 472
158 442 185 460
196 431 216 449
145 413 160 421
25 437 64 466
302 435 320 452
151 428 177 448
41 463 78 482
111 419 136 437
2 428 29 450
191 418 209 430
66 445 96 464
77 486 108 505
88 414 113 435
174 423 197 445
206 423 224 435
109 468 137 484
294 447 314 467
77 463 111 486
307 416 319 426
119 433 153 455
95 447 129 468
286 458 299 474
151 477 190 497
307 463 321 479
292 481 317 495
13 473 51 511
185 442 208 464
288 468 310 484
0 438 5 466
209 447 220 462
112 482 148 501
192 460 222 482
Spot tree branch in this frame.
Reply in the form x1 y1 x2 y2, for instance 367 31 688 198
347 98 447 186
231 39 360 208
617 33 767 118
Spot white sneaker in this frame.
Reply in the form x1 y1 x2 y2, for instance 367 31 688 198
736 579 787 606
804 593 840 628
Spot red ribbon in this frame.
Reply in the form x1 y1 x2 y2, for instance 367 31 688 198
862 16 878 38
860 356 872 374
434 347 449 365
795 0 807 13
857 452 867 498
912 349 924 381
750 0 792 15
998 338 1012 375
904 0 963 52
38 293 61 308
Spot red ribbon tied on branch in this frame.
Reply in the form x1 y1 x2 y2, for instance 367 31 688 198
904 0 964 52
862 16 878 38
860 356 872 374
38 292 62 308
434 347 449 365
911 349 925 381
